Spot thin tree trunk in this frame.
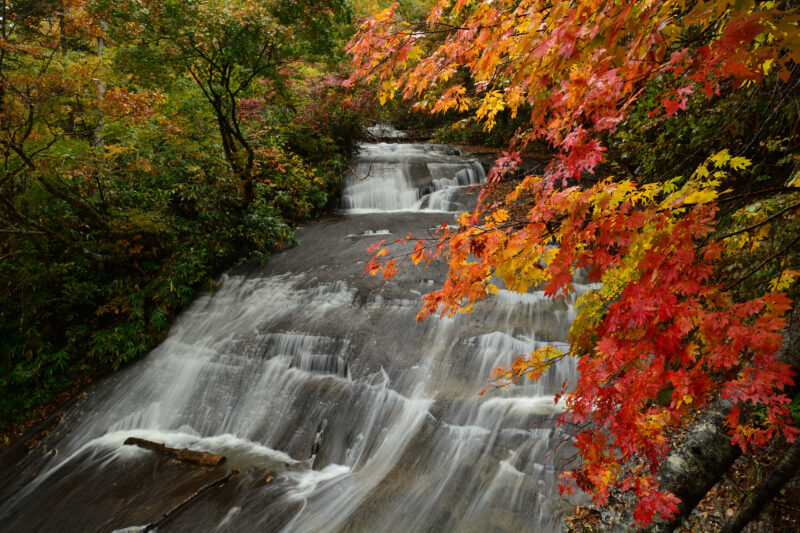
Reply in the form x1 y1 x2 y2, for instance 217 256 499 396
59 14 67 57
93 21 107 147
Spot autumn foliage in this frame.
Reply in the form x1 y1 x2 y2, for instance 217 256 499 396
351 0 800 524
0 0 359 427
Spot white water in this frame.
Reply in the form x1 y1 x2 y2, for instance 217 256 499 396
0 136 582 532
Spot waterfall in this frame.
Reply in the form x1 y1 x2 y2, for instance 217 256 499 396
340 143 486 212
0 134 582 532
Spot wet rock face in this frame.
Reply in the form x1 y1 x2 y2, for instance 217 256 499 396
0 139 584 532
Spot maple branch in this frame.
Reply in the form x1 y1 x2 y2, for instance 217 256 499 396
737 69 800 156
716 186 800 205
714 200 800 242
724 233 800 291
0 227 44 235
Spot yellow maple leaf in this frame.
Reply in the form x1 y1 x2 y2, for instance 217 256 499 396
729 156 752 171
710 149 732 168
769 270 800 291
683 189 717 205
492 209 510 224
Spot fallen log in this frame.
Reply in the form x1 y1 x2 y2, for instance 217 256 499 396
607 398 742 533
609 305 800 532
123 437 226 467
648 398 741 532
720 438 800 533
143 468 239 532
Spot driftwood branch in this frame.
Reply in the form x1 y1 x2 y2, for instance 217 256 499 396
123 437 226 467
143 468 239 532
344 161 375 181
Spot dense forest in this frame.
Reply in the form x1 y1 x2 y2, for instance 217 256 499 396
2 0 800 531
0 0 370 428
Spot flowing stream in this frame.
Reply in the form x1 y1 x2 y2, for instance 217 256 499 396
0 136 583 532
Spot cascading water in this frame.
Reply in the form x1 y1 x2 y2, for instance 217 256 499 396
340 143 486 212
0 132 583 532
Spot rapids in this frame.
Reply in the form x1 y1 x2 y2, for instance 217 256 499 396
0 136 582 532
